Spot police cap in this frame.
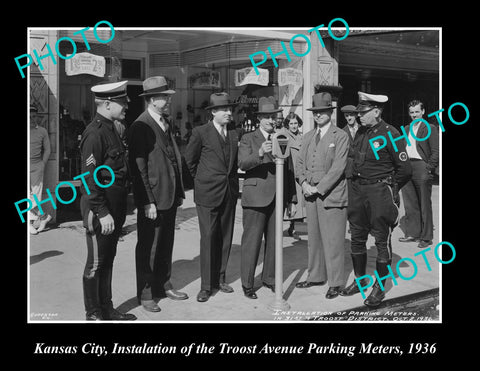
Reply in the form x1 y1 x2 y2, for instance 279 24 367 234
91 80 130 102
356 91 388 112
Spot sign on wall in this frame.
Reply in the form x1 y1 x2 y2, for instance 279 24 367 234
65 52 106 77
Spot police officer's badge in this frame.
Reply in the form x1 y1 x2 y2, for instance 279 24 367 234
399 152 408 161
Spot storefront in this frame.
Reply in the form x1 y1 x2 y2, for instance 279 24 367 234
28 27 439 222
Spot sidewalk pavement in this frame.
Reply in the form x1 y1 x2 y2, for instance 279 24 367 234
29 186 441 322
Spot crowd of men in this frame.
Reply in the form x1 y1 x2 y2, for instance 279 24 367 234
30 75 439 321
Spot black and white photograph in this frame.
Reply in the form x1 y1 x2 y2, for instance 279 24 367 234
25 25 441 322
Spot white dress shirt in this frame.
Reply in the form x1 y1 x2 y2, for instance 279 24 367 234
212 120 227 139
148 107 168 133
406 121 422 160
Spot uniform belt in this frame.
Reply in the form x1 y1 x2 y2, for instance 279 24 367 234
352 176 392 185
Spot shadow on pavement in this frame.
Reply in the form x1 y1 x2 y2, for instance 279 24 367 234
30 250 64 265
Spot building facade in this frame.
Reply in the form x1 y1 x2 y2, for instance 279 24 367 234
28 27 439 222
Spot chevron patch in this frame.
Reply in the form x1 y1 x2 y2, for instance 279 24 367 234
86 154 96 167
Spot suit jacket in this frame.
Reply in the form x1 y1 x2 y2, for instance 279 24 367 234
238 129 296 208
296 123 349 208
127 110 185 211
342 124 363 179
405 121 439 175
185 121 239 208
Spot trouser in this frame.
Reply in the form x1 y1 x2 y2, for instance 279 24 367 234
82 186 127 315
240 199 276 289
196 191 236 291
305 195 347 287
136 203 178 300
401 159 434 241
30 161 46 220
348 179 399 263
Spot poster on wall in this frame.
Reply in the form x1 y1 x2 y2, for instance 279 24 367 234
189 70 221 89
65 52 106 77
235 67 269 86
278 67 303 87
278 59 303 113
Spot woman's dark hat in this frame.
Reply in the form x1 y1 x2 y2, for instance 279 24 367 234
307 92 333 111
255 96 282 114
139 76 175 96
204 92 238 110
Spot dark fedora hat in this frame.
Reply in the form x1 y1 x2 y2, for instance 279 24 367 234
139 76 175 96
204 92 238 110
255 96 282 114
307 92 334 111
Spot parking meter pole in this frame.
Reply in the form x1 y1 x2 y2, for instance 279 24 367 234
268 157 291 311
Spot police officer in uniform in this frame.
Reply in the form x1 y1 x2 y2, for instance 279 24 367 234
79 81 136 321
340 92 412 308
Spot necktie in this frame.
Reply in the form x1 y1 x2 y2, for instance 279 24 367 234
267 134 272 141
220 128 226 141
161 117 169 133
315 130 320 145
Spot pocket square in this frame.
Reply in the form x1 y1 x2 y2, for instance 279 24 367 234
329 143 335 148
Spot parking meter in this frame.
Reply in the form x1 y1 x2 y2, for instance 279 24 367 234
272 129 291 159
268 127 291 311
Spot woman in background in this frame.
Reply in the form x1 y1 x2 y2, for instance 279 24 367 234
284 112 306 237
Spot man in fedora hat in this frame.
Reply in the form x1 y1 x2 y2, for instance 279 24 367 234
238 96 297 299
295 92 349 299
80 80 136 320
340 91 412 308
185 92 240 303
127 76 188 313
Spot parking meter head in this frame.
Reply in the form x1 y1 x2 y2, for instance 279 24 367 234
272 129 291 158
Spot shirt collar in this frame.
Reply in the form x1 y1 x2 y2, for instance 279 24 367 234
316 121 331 135
259 127 273 140
212 119 227 135
148 107 167 131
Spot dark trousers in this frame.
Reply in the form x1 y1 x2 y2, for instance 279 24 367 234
82 186 127 315
135 204 177 300
196 191 236 291
401 159 434 241
348 180 399 263
240 199 276 289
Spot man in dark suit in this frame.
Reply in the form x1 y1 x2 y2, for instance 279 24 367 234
127 76 188 313
185 93 240 303
399 100 439 248
341 104 363 195
238 97 296 299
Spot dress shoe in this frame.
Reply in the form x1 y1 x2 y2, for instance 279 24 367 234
196 290 211 302
340 278 369 296
418 240 433 248
86 310 104 321
325 286 341 299
242 286 257 299
164 289 189 300
399 236 419 243
103 307 137 321
262 282 275 292
141 299 161 312
219 282 234 293
295 280 326 288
